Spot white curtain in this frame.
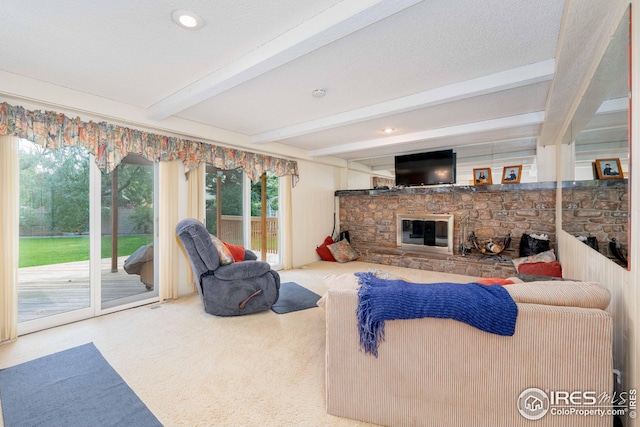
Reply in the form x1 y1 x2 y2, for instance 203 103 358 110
187 163 205 222
280 175 294 270
0 136 19 343
158 160 181 302
185 164 205 291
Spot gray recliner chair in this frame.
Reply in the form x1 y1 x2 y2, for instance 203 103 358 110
176 218 280 316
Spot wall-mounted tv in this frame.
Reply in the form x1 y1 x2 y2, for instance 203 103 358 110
394 149 456 186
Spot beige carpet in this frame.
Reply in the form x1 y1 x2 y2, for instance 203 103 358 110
0 261 478 427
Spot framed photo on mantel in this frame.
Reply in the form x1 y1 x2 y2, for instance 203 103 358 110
473 168 492 185
501 165 522 184
595 158 623 179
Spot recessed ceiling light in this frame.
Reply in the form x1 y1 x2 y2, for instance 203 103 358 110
312 89 326 98
383 128 396 134
172 10 204 29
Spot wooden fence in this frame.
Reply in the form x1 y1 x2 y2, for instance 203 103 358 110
216 215 278 254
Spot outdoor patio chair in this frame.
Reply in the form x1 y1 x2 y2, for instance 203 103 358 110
175 218 280 316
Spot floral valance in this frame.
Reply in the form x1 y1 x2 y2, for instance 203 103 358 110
0 102 299 185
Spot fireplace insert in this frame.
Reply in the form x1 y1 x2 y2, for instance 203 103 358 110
397 214 454 255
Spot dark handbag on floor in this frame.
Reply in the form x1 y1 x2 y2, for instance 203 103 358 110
519 233 550 257
337 231 351 243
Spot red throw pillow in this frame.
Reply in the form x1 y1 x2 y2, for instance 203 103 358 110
517 260 563 278
475 278 515 286
222 241 246 263
316 236 336 262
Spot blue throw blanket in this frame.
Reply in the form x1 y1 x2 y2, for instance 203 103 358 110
356 272 518 356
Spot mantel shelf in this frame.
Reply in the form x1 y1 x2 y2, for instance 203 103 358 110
335 179 626 197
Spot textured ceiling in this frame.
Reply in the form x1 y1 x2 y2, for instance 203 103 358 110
0 0 630 175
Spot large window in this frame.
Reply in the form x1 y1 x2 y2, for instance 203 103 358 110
205 167 280 265
205 168 245 244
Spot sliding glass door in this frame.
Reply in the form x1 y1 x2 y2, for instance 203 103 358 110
18 140 92 327
100 155 158 311
205 167 281 266
18 142 158 334
205 167 245 245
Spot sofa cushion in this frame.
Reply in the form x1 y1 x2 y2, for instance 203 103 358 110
318 269 414 308
505 280 610 310
321 270 408 290
317 273 361 308
319 271 610 310
323 273 361 289
214 261 272 280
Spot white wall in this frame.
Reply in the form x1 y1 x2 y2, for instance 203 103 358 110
557 232 629 392
347 169 371 190
535 143 557 182
290 159 341 267
556 6 638 424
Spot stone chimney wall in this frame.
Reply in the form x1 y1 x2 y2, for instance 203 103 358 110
561 183 628 255
335 180 626 277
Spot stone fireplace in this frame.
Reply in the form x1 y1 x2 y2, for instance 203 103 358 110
396 214 453 255
335 182 559 278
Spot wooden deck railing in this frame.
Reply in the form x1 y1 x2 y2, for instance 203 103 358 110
216 215 278 254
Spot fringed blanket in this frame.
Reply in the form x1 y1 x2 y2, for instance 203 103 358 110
356 272 518 356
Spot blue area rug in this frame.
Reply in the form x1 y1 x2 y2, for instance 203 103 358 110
271 282 321 314
0 342 162 427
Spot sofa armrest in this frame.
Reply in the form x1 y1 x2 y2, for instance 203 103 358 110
325 289 613 427
214 261 272 281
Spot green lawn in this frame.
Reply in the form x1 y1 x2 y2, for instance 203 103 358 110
19 235 153 268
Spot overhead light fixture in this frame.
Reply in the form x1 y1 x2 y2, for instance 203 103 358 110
172 10 204 29
383 128 396 134
312 89 326 98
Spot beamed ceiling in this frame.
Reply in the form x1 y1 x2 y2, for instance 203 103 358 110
0 0 630 176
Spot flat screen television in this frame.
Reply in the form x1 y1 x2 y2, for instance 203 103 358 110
394 149 456 186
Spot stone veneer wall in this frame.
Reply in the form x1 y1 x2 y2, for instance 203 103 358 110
337 183 557 278
561 179 628 258
337 180 628 278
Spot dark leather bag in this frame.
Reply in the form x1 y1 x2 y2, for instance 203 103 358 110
518 233 550 257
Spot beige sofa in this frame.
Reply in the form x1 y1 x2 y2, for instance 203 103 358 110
323 275 613 427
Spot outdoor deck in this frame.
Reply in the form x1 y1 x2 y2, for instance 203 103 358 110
18 257 152 323
17 251 279 323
